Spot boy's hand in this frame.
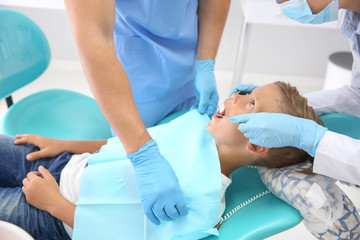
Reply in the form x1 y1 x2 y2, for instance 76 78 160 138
14 134 66 160
22 166 64 213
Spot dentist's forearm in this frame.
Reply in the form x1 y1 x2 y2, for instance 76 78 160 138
64 0 151 154
77 40 151 153
197 0 230 60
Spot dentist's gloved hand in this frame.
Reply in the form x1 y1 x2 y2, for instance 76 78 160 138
229 112 328 156
191 59 219 116
127 139 188 225
230 84 259 95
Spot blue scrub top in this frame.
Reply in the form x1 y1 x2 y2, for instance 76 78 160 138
113 0 199 127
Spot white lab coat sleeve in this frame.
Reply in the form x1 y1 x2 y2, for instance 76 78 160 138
304 86 360 118
305 39 360 117
313 131 360 185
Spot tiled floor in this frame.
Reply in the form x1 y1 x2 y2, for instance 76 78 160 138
1 60 359 239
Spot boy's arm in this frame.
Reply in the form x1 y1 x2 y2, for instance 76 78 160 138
48 197 76 228
62 139 107 154
14 134 107 160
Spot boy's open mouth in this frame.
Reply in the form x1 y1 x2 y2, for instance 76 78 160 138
214 106 226 119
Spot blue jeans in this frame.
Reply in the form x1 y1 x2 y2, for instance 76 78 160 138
0 134 72 240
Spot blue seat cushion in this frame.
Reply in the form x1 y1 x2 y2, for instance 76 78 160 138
2 89 112 140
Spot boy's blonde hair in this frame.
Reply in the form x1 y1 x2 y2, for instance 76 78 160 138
253 81 324 168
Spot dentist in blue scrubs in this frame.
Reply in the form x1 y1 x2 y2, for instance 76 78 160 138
231 0 360 185
64 0 230 225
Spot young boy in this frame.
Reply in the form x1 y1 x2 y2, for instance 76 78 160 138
0 82 323 239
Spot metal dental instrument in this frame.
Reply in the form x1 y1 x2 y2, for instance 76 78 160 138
216 113 230 120
216 90 249 120
216 98 231 120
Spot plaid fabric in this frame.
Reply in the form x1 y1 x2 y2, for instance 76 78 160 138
313 194 360 240
258 162 360 239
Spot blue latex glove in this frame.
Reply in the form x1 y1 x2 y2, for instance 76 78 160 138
191 59 219 116
230 84 259 95
127 139 188 225
229 112 328 156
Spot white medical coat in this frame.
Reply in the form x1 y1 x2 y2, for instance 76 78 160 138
305 12 360 185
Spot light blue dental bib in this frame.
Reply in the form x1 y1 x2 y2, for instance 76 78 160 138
73 110 221 240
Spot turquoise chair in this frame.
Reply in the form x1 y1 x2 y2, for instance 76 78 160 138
320 113 360 139
158 111 360 240
0 9 111 140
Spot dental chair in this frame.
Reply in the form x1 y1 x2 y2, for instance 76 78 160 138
0 221 34 240
0 9 111 140
157 110 360 240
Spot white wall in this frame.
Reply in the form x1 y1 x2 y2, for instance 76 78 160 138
0 6 80 60
1 2 351 78
215 0 350 77
243 24 350 77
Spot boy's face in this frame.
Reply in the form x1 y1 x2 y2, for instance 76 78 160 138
207 84 282 146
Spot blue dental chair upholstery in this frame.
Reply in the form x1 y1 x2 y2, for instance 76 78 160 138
0 9 111 140
320 113 360 139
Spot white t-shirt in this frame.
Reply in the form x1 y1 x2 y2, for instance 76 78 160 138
59 154 232 238
59 153 90 237
219 173 232 219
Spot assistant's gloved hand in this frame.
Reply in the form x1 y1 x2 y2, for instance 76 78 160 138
191 59 219 116
230 84 259 95
229 112 328 156
127 139 188 225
